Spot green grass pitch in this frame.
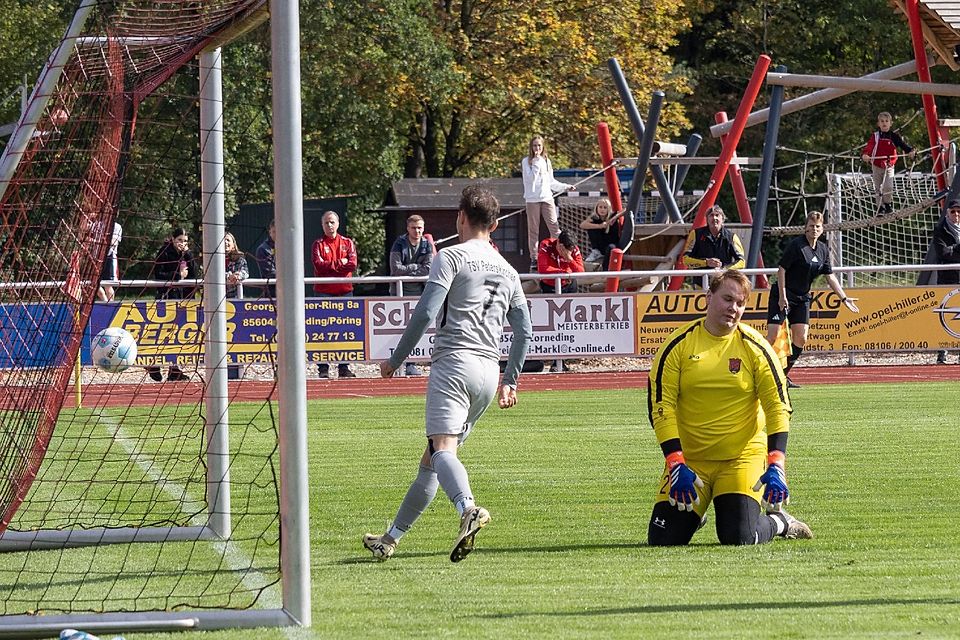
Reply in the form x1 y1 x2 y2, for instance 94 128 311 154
16 382 960 638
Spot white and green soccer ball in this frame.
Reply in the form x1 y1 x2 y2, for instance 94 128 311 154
91 327 138 373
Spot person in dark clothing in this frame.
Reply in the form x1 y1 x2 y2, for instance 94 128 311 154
681 205 745 272
254 218 276 298
147 227 197 382
933 200 960 364
764 212 859 388
389 214 436 376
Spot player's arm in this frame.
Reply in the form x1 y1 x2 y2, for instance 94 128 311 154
681 229 707 269
311 240 336 275
750 335 793 511
382 280 447 376
825 273 859 313
499 302 532 408
726 233 746 270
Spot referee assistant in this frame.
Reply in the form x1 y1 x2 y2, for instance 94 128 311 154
647 270 812 545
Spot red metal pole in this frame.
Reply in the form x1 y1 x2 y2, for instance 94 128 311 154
905 0 946 191
605 248 624 292
715 113 768 288
716 112 753 224
692 55 772 229
597 122 623 213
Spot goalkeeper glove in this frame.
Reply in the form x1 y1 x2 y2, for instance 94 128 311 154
752 450 789 511
665 451 703 512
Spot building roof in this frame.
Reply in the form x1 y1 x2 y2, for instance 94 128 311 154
382 176 612 211
891 0 960 71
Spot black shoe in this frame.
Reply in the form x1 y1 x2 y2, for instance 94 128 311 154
318 364 330 379
167 369 190 382
786 377 801 389
338 366 357 379
147 367 163 382
937 350 948 364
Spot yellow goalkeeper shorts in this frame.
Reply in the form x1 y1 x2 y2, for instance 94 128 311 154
654 454 765 517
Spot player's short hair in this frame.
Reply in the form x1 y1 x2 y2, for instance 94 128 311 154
707 205 724 218
459 185 499 230
805 210 824 224
406 214 424 225
557 230 576 250
709 269 752 296
877 111 892 120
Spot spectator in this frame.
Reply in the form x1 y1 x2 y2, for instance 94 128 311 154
389 214 436 377
861 111 915 215
537 230 584 295
764 211 859 388
147 226 197 382
255 219 276 298
933 200 960 364
579 197 621 264
96 220 122 302
312 210 358 379
224 232 249 380
682 205 745 272
224 232 249 298
522 135 573 270
647 270 812 546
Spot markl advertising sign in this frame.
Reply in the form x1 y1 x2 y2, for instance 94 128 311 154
366 294 636 362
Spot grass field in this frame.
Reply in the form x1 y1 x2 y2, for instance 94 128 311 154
8 381 960 639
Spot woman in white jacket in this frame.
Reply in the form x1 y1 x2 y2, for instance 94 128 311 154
522 136 572 268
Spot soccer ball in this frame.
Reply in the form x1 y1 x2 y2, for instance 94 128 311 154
91 327 138 373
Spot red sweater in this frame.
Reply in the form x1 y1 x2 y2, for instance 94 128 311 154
537 237 584 287
312 234 357 295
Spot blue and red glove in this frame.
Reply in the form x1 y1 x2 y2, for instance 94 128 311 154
753 450 789 511
665 451 703 512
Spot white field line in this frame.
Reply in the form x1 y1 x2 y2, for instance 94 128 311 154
100 413 293 627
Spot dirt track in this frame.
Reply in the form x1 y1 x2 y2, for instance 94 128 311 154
66 364 958 408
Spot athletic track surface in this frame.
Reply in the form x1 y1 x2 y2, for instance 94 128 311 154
67 364 958 408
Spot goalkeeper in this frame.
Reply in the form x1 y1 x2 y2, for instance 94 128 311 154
646 270 813 545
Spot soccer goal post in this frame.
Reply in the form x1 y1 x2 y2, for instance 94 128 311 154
0 1 310 636
826 171 943 287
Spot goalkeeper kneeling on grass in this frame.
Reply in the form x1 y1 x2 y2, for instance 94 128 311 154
646 269 813 545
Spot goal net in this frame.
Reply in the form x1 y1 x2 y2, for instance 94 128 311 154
824 172 942 286
0 0 304 635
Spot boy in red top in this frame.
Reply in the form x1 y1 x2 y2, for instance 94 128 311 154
861 111 915 215
537 230 584 294
312 210 358 378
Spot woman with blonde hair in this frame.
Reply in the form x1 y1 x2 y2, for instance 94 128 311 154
579 197 621 264
522 136 572 269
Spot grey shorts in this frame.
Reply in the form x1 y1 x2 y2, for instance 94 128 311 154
424 351 500 443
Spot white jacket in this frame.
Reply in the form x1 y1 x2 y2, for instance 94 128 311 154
521 156 571 203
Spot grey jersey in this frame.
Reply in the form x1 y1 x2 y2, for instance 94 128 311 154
430 239 526 362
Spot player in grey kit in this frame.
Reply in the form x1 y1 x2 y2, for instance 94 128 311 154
363 184 533 563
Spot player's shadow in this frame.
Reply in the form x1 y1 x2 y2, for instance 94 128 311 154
338 542 641 564
480 596 960 619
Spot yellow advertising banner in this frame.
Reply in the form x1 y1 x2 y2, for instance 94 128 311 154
634 286 960 354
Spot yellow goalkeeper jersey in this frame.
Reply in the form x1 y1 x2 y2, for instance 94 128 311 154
647 318 791 461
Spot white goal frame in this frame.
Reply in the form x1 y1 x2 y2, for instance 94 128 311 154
0 0 311 636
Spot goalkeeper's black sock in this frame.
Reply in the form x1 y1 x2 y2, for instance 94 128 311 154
785 344 803 373
769 512 789 536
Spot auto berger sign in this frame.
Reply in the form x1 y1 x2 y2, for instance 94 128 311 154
365 294 636 362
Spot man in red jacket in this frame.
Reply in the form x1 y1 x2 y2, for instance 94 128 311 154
312 210 358 378
537 230 584 294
